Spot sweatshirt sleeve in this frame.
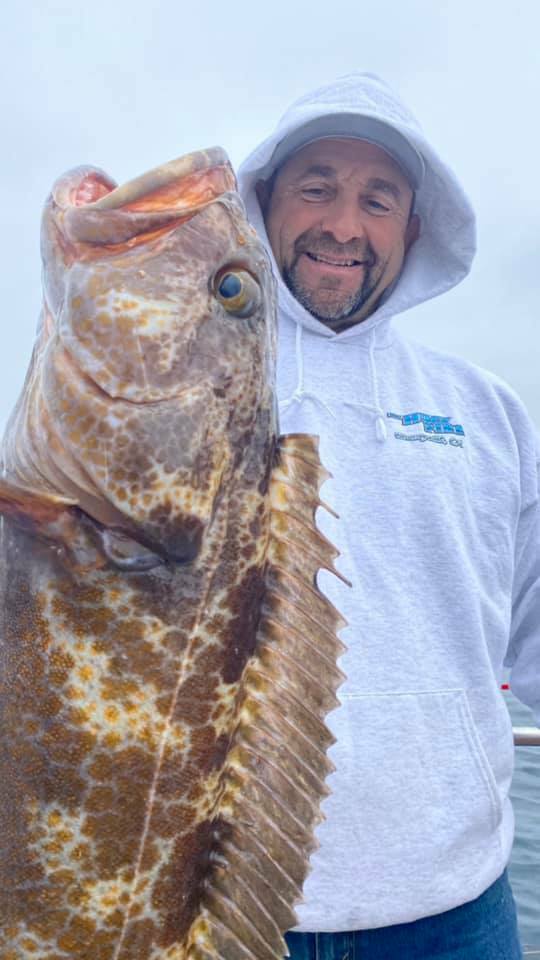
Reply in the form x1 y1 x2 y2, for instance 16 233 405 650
504 439 540 727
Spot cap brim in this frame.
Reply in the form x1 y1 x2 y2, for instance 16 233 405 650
261 114 425 190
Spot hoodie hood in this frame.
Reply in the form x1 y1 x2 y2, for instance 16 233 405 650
237 72 476 341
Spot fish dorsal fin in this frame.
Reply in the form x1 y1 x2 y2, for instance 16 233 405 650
186 434 347 960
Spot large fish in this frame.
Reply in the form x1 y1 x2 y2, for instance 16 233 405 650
0 148 345 960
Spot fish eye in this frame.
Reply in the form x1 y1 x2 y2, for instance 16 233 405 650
213 268 261 318
218 273 242 298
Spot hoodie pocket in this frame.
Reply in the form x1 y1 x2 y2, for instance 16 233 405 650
311 689 505 926
339 687 503 834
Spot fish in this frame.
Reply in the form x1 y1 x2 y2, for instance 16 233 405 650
0 147 346 960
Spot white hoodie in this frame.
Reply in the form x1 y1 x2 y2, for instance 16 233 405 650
238 73 540 932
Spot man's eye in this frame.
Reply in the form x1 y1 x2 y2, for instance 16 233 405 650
366 198 390 213
301 187 329 200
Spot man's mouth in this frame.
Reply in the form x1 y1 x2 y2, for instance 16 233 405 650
305 252 366 268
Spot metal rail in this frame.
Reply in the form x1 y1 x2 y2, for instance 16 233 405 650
513 727 540 746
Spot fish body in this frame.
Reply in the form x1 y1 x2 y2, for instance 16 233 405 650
0 149 345 959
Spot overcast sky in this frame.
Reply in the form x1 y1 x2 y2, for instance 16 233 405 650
3 0 539 432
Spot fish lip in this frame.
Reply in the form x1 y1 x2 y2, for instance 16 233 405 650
51 148 232 213
84 148 232 211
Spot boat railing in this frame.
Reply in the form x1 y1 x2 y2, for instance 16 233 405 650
513 728 540 746
501 683 540 948
502 684 540 745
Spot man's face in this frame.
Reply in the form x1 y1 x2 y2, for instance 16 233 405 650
259 138 420 331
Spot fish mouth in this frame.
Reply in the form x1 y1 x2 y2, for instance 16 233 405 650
57 148 237 248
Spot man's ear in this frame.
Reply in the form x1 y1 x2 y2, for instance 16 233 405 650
255 178 271 217
405 213 421 253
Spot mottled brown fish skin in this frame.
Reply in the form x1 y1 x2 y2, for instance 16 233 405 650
0 149 345 960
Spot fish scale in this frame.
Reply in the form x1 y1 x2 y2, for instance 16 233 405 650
0 148 345 959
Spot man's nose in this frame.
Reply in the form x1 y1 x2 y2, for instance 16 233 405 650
320 196 366 244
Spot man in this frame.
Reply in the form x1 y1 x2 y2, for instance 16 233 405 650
238 72 540 959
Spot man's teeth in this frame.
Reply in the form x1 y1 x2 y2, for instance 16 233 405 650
307 252 361 266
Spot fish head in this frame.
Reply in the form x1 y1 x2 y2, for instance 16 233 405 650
8 149 277 563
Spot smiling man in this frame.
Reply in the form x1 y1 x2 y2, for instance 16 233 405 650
259 137 419 329
238 73 540 960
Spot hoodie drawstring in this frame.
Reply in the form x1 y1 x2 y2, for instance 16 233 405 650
280 325 388 442
279 323 337 420
343 330 387 442
369 329 388 442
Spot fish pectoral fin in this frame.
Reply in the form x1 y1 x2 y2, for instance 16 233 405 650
0 479 77 526
0 479 103 565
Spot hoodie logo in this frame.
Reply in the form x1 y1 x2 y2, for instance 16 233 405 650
387 412 465 447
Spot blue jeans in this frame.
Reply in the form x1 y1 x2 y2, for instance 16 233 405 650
285 871 523 959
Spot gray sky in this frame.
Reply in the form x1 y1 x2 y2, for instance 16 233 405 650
3 0 539 432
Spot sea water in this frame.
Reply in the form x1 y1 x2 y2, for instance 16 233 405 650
507 692 540 951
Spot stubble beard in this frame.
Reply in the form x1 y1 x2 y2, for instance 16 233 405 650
281 234 386 325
